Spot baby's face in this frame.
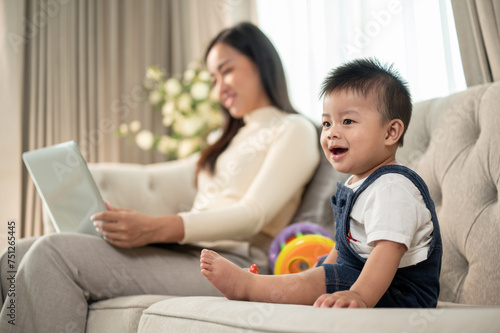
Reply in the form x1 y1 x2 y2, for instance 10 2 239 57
320 90 395 183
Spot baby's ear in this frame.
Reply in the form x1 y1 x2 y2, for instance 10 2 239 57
385 119 404 146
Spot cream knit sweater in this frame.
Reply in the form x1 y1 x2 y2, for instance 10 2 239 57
179 106 320 244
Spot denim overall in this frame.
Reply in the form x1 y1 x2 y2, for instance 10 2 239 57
322 165 442 308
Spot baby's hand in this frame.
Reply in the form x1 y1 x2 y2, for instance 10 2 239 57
313 290 367 308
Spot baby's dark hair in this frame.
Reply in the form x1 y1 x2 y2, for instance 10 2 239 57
320 58 412 146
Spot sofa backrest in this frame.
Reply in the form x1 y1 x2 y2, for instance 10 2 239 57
397 82 500 305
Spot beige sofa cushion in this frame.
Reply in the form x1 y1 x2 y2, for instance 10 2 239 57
86 295 175 333
397 82 500 305
137 296 500 333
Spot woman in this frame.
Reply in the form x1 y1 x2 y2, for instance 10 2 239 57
0 22 319 332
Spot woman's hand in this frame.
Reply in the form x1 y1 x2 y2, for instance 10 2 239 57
91 202 184 248
313 290 367 308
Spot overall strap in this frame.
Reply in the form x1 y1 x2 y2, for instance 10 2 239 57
335 164 441 264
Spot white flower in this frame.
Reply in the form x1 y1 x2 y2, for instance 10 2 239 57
177 93 193 112
164 78 182 96
190 82 210 101
162 101 175 117
162 115 174 127
184 69 196 82
198 70 211 81
157 136 178 154
174 115 205 137
136 62 224 160
129 120 141 133
187 60 200 70
146 67 163 81
177 137 202 159
118 123 129 135
135 130 154 151
208 110 224 129
196 101 212 116
149 91 162 105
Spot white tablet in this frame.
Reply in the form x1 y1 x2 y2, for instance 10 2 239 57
22 141 106 237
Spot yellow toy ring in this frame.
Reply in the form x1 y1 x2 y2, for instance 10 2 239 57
273 234 335 275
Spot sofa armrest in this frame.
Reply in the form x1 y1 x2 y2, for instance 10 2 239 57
88 154 198 216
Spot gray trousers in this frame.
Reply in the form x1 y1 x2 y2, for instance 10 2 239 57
0 233 261 332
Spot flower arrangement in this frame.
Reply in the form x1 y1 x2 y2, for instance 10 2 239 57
117 61 223 160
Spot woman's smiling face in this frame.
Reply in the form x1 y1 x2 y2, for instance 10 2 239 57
206 42 272 118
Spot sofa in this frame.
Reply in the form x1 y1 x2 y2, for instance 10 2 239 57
75 82 500 332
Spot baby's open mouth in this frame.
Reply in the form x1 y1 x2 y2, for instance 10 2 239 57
332 147 348 155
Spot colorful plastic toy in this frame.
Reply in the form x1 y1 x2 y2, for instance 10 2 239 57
269 222 335 275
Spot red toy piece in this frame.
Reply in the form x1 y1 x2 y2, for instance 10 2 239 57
249 264 259 274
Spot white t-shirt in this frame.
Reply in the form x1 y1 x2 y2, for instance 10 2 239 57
345 173 433 268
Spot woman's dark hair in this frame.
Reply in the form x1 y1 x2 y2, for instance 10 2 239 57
196 22 297 177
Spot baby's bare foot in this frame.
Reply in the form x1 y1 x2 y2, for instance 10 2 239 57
200 249 253 300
